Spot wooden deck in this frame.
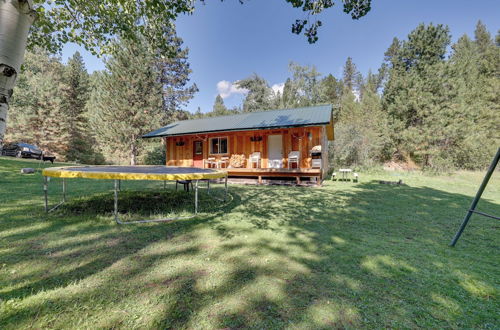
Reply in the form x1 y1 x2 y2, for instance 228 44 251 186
222 167 321 184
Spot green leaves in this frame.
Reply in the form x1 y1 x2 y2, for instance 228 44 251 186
286 0 371 43
28 0 196 57
26 0 373 54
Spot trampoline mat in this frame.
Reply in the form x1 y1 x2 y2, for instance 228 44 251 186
42 166 227 181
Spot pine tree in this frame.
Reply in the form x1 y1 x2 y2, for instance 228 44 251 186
236 74 273 112
384 37 401 67
87 38 166 165
281 78 296 108
273 90 283 109
61 51 95 162
156 27 198 118
473 21 499 76
6 50 72 159
342 57 361 93
320 74 341 107
287 62 323 106
193 106 203 119
446 31 500 169
212 94 228 116
382 23 453 166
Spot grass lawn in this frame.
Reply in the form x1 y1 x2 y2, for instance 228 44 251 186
0 156 499 329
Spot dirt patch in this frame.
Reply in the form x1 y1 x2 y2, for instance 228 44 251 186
105 238 123 247
383 160 419 171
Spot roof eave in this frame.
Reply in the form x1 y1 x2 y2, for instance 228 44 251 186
142 122 331 139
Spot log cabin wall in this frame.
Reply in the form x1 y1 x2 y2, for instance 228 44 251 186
165 126 327 169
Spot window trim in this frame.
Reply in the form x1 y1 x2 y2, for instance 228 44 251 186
209 136 229 155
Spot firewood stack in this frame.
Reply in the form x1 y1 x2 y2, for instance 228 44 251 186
229 154 246 168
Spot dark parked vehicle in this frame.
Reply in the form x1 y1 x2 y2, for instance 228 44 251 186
1 142 43 159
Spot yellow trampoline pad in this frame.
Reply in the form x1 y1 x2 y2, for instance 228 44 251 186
42 165 227 181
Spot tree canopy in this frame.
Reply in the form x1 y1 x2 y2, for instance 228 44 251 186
27 0 373 56
29 0 195 56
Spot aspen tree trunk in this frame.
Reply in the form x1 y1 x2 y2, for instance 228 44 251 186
130 139 137 165
0 0 36 147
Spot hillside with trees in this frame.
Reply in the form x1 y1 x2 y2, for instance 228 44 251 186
5 21 499 170
200 21 499 171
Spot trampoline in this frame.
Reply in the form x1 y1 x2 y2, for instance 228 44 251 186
42 166 228 224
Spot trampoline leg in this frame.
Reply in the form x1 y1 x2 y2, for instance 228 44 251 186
224 176 228 201
163 180 166 190
194 180 199 214
118 179 121 191
114 179 119 224
450 147 500 246
114 178 198 225
44 177 66 213
44 176 48 212
207 180 210 194
62 178 66 203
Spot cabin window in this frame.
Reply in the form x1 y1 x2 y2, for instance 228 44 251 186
194 141 203 155
210 137 228 154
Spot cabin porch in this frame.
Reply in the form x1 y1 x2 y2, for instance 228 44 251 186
222 167 322 185
164 126 330 182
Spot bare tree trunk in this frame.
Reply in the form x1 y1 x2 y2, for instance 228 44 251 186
130 140 136 165
0 0 36 147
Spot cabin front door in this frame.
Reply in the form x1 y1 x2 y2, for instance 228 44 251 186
193 141 203 167
268 135 283 168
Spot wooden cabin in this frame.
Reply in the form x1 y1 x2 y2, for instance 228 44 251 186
143 104 335 183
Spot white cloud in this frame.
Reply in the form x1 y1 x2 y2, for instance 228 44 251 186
216 80 248 99
271 82 285 95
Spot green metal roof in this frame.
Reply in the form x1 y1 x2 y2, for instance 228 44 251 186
143 104 333 138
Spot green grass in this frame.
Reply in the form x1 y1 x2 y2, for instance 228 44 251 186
0 156 499 329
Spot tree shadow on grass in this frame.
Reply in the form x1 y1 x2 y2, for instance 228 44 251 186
0 179 498 328
201 181 499 328
0 187 239 301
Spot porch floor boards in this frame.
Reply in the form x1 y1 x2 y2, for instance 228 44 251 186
219 167 322 185
221 167 319 174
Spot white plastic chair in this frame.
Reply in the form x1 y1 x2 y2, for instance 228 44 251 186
288 151 300 169
204 157 216 168
249 152 261 168
220 156 229 168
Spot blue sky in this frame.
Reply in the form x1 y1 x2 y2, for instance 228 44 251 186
62 0 499 113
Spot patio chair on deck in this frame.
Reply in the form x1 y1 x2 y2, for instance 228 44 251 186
204 157 217 168
288 151 300 169
249 152 261 168
219 157 229 168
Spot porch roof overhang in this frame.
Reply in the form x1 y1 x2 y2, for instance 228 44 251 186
143 104 335 140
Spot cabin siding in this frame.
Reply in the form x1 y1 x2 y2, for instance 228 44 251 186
165 125 330 177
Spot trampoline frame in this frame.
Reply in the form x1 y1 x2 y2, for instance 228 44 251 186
42 166 228 224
